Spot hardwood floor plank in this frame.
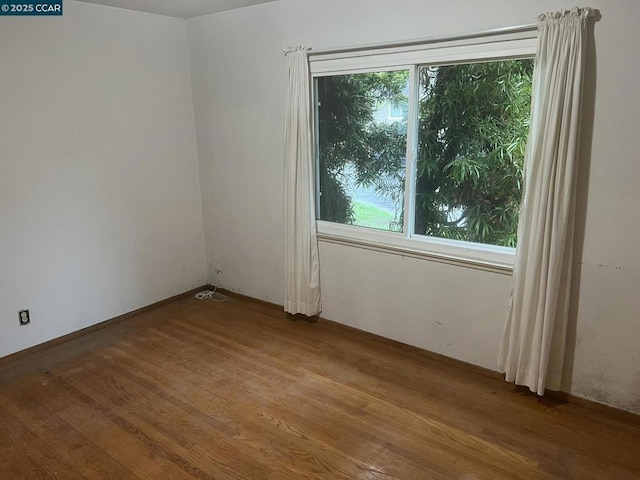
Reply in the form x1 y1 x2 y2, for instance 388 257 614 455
0 388 134 479
185 299 640 476
0 399 67 479
160 319 544 479
106 325 453 480
108 337 412 480
1 295 639 479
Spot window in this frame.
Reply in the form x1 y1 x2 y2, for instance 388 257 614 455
413 60 533 247
316 71 409 232
312 35 536 269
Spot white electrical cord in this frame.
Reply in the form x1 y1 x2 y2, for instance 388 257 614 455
195 270 228 302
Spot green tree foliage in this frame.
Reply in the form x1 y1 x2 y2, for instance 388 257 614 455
415 60 533 246
317 72 408 225
317 59 533 247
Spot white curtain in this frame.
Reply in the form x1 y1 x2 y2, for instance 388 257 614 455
498 8 593 395
283 46 322 316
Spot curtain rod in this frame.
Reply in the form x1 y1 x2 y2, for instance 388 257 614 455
308 22 538 57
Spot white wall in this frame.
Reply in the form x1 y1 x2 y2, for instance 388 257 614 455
0 1 207 358
187 0 640 414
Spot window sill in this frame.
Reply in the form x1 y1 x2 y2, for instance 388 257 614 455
316 221 514 275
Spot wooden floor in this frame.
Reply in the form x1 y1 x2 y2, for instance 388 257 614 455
1 295 639 479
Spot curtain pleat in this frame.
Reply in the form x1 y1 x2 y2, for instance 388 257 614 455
498 8 593 395
283 47 322 316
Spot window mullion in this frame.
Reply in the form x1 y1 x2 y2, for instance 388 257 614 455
403 65 419 239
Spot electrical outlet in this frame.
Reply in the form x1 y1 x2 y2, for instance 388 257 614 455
212 257 223 274
18 309 30 326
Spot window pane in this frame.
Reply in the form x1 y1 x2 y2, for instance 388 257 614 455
414 59 533 247
317 71 409 232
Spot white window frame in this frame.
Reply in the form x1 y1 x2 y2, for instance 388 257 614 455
311 33 537 274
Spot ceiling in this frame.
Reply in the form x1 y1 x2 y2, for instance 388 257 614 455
74 0 278 19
